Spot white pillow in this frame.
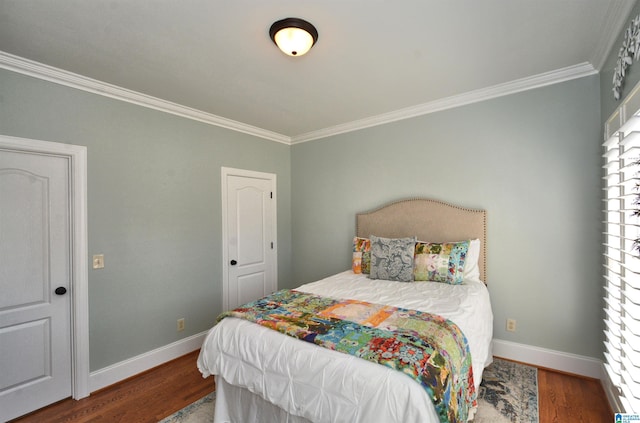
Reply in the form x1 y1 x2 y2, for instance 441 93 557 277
463 238 481 281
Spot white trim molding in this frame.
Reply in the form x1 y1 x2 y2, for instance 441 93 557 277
0 51 290 145
291 63 597 143
89 331 207 393
605 77 640 139
492 338 603 379
590 0 637 72
601 363 624 413
0 134 90 399
92 337 614 406
493 339 625 411
1 50 597 145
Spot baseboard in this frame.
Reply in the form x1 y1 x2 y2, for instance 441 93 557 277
491 338 603 379
87 335 619 410
89 331 208 393
600 362 624 413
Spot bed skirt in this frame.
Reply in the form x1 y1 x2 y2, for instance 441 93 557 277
214 376 313 423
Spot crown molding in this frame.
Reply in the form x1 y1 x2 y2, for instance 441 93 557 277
291 62 598 144
1 51 598 146
0 51 291 145
590 0 636 71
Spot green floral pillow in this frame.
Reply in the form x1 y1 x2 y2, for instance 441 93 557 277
413 240 470 284
369 235 416 282
352 237 371 274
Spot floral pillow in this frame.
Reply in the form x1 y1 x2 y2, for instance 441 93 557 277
352 237 371 274
369 235 416 282
414 240 470 285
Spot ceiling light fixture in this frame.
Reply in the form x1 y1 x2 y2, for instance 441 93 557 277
269 17 318 57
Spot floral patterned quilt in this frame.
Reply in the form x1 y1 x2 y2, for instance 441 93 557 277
218 289 476 423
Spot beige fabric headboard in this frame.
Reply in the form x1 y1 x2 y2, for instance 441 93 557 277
356 198 487 283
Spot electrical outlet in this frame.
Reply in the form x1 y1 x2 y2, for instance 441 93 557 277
92 254 105 269
506 318 517 332
177 318 185 332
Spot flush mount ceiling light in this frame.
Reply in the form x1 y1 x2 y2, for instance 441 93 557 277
269 17 318 57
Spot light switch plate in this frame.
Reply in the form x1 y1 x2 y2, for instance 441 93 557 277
93 254 105 269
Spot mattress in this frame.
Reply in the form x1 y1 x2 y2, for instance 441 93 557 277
198 270 493 423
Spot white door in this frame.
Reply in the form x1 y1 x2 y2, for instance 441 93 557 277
0 149 73 421
222 168 277 311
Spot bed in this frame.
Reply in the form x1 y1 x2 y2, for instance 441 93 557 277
198 198 493 423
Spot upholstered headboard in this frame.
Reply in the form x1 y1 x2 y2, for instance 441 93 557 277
356 198 487 282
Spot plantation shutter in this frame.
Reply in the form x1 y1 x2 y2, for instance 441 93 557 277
603 110 640 414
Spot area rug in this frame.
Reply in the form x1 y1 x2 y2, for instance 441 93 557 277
159 359 538 423
159 392 215 423
475 358 539 423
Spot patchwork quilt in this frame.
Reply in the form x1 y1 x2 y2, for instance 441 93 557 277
218 290 476 423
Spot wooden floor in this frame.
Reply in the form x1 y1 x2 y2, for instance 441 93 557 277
11 351 612 423
537 365 612 423
10 350 214 423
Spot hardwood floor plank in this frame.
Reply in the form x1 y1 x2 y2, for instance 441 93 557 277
10 350 214 423
10 351 613 423
538 367 611 423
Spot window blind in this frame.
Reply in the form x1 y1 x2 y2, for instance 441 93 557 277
603 114 640 413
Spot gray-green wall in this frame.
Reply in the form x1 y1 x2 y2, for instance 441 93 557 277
0 69 292 371
291 75 603 358
0 54 608 370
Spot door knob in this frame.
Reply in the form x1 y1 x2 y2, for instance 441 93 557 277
230 260 237 265
55 287 67 295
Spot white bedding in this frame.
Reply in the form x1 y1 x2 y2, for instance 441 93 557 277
197 271 493 423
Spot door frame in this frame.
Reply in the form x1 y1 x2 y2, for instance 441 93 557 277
0 135 89 399
221 167 277 311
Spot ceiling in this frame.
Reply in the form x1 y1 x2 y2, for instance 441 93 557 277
0 1 635 143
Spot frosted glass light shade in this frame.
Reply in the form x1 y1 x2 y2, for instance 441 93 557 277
274 27 314 56
269 18 318 57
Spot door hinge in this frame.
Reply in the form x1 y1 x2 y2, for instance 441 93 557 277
270 192 273 199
